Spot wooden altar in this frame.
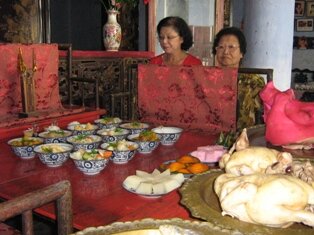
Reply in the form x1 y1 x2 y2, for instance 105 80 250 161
0 44 106 143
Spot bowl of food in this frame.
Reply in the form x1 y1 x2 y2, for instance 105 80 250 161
152 126 183 146
38 124 72 143
94 116 122 129
66 134 102 151
119 122 149 135
70 149 112 175
67 122 98 135
127 130 160 154
34 143 73 167
8 137 44 159
97 127 130 143
101 140 138 164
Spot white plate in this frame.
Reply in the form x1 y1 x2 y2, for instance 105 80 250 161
122 183 174 198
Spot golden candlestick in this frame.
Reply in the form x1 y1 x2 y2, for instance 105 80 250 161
18 47 37 118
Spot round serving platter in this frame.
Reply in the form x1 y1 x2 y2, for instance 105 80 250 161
179 167 314 235
70 218 229 235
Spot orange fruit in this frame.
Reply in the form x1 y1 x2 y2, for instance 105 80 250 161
177 155 200 164
167 162 185 172
176 168 191 174
187 163 209 174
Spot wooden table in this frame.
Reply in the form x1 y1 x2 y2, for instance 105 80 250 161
0 130 218 231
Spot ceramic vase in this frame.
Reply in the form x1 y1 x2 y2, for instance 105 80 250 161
103 9 121 51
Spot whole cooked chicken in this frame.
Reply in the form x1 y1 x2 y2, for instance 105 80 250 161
214 173 314 228
219 128 293 176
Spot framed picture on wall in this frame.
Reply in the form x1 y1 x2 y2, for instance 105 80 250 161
306 1 314 16
294 36 309 49
295 1 305 16
296 18 314 31
0 0 50 43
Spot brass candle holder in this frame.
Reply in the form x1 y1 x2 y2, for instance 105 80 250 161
18 48 38 118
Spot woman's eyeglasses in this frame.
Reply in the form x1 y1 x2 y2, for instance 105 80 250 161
216 44 240 52
158 35 179 41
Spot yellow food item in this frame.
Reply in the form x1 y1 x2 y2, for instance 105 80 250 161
177 155 200 164
136 130 159 141
11 137 42 147
186 163 209 174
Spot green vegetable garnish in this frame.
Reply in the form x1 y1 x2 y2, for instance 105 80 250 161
114 128 123 133
108 142 118 149
131 122 141 127
48 130 64 135
101 117 114 123
42 146 53 153
216 131 237 148
140 130 152 136
74 134 88 140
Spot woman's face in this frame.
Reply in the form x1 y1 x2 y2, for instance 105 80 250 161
216 34 243 68
158 26 183 54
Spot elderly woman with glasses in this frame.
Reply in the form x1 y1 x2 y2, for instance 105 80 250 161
213 27 265 130
150 16 202 66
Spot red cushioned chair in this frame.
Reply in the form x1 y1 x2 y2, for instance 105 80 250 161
137 65 238 133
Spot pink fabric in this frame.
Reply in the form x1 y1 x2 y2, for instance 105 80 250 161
138 65 238 133
0 43 61 116
260 81 314 145
149 53 202 65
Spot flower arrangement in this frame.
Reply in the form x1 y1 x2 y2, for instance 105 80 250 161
99 0 150 11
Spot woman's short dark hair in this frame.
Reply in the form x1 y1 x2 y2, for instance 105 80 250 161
157 16 193 51
212 27 247 55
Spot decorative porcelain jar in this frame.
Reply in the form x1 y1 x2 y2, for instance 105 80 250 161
103 9 121 51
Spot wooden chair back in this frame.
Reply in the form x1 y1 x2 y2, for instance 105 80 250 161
238 67 273 82
0 180 72 235
137 65 238 133
58 44 100 109
237 68 273 129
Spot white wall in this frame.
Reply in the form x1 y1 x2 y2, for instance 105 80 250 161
231 0 314 88
155 0 215 54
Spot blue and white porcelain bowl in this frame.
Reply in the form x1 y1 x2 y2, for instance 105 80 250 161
67 134 102 151
73 159 108 175
127 134 160 154
94 117 122 129
151 126 183 146
97 127 130 143
34 143 73 167
119 122 149 135
70 149 110 175
8 137 44 159
101 140 138 164
67 123 98 136
38 130 72 144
